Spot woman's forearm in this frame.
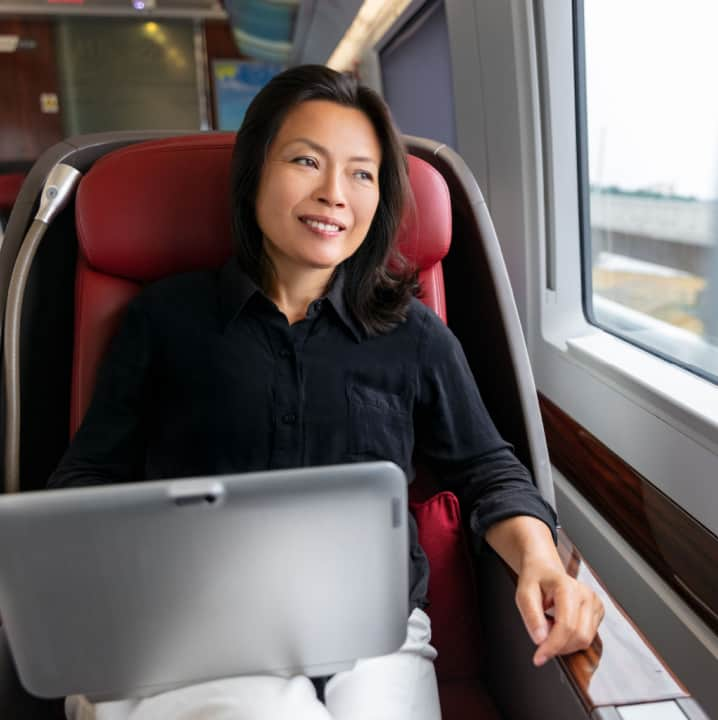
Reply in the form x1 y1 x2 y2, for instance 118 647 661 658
484 514 562 575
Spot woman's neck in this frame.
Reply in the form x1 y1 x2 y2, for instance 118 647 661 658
266 266 334 324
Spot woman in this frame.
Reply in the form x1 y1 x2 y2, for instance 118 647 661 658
51 65 604 720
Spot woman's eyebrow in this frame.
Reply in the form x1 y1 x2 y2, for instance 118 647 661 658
285 137 378 165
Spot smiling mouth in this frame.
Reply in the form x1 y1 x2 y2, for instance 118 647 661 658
299 216 346 232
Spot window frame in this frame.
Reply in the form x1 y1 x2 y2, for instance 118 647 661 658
432 1 718 705
439 0 718 538
535 0 718 535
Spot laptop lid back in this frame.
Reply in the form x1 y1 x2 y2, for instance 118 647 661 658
0 462 408 699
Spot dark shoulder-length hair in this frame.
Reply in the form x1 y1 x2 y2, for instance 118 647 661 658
230 64 419 336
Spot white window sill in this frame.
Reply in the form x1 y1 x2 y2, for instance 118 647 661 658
566 331 718 455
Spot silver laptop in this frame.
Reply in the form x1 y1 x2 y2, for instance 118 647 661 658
0 462 408 700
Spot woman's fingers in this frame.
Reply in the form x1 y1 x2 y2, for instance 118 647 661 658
578 590 605 650
533 582 579 666
515 578 550 646
516 573 604 666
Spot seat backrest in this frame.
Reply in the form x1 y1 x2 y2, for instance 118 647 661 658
4 131 503 719
72 133 452 434
71 133 487 696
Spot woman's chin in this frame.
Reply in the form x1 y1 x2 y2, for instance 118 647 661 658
299 255 346 272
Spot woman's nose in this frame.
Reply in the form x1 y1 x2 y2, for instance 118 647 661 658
313 172 346 207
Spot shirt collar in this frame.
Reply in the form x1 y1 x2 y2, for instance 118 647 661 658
218 257 261 329
218 258 364 342
324 267 364 343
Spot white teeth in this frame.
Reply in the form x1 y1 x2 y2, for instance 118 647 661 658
303 218 341 232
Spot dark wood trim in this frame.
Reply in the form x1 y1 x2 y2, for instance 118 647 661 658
0 19 64 164
540 393 718 634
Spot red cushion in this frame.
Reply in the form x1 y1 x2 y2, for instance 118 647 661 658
0 172 25 212
410 491 484 681
400 156 452 272
76 134 235 282
70 257 141 436
418 265 446 324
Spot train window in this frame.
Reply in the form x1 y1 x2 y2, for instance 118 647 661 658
577 0 718 384
528 0 718 548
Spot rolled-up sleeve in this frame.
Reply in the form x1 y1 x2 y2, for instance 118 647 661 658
413 311 557 546
47 297 151 489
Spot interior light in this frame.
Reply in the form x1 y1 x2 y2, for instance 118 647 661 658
327 0 412 71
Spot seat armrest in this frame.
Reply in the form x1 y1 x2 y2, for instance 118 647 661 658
477 529 705 719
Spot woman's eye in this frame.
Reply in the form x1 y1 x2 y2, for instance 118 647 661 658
293 156 318 168
354 170 374 182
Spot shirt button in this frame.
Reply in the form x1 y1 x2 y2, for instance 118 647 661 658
282 413 297 424
279 349 291 358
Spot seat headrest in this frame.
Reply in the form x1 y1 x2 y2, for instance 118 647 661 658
76 133 451 280
76 134 235 281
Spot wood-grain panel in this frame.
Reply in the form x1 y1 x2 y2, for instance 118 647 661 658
555 531 686 709
540 394 718 634
0 20 64 164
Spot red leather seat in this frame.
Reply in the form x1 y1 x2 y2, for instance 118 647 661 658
0 173 25 214
0 173 25 232
73 132 500 719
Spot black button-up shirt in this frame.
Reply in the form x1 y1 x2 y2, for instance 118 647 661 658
49 258 557 609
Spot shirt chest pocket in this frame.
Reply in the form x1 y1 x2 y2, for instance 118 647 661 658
346 383 413 466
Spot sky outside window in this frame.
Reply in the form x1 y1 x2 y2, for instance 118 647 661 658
582 0 718 381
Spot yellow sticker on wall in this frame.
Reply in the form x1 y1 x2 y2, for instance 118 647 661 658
0 35 19 53
40 93 59 114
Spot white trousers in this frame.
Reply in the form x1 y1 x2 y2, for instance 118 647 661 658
66 608 441 720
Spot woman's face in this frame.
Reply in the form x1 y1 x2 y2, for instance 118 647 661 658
255 100 382 279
